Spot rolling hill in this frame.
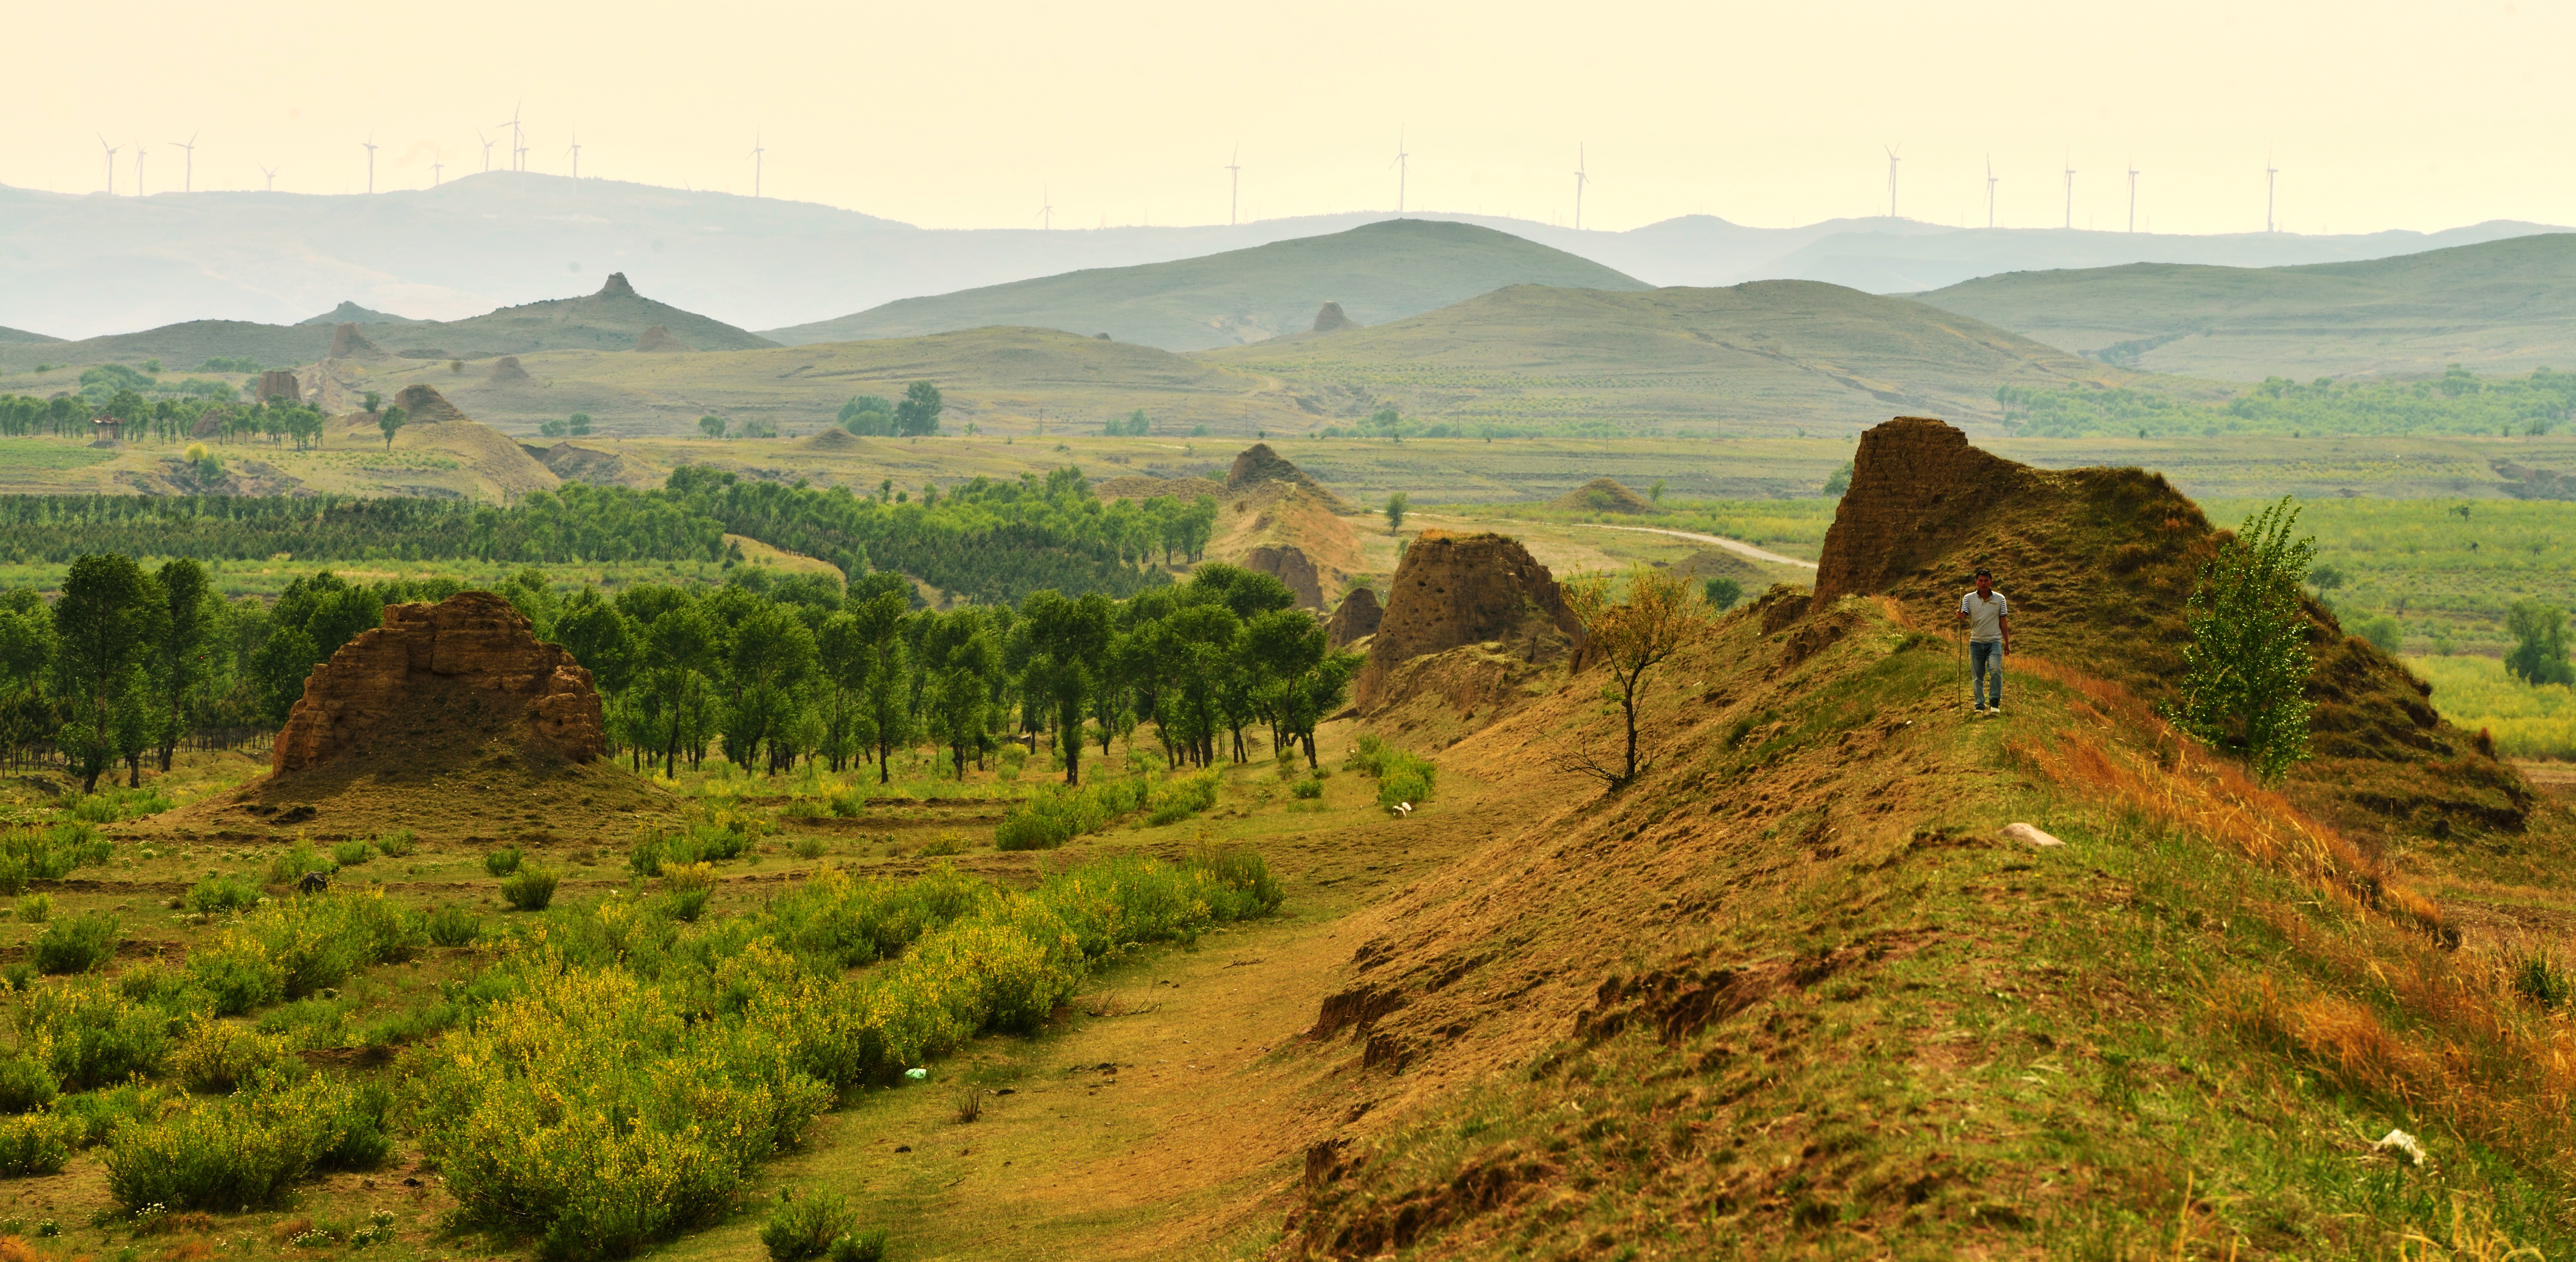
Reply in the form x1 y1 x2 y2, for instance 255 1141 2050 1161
297 301 424 326
0 274 774 373
1199 279 2165 434
760 220 1652 351
1913 232 2576 380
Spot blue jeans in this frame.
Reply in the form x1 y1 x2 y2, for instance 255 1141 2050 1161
1970 640 2003 709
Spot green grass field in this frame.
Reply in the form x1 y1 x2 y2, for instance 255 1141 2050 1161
2403 653 2576 760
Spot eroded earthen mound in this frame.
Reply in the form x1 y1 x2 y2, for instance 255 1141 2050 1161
327 323 389 361
275 592 602 774
1324 585 1383 648
803 427 861 451
1547 476 1656 515
598 272 639 299
1813 414 2525 836
1244 543 1325 609
1225 443 1352 512
634 324 693 352
1355 531 1580 709
488 355 532 384
1312 302 1360 333
255 370 302 403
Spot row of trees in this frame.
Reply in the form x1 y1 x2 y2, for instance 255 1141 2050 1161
835 383 945 438
0 552 1361 795
0 469 1219 606
542 560 1356 785
2000 366 2576 439
0 392 332 449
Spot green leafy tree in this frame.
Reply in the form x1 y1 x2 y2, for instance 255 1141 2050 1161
377 405 406 450
150 560 216 772
1017 590 1111 783
1823 462 1854 497
895 381 944 437
568 413 592 437
52 555 167 792
1384 492 1409 533
699 415 728 440
838 396 895 437
850 591 913 783
2176 496 2319 781
1703 576 1743 612
1561 565 1710 789
2505 600 2574 687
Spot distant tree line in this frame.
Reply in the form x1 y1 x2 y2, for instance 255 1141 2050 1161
0 468 1220 607
835 382 944 437
2000 367 2576 439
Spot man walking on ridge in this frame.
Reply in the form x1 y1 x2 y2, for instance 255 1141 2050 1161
1957 567 2010 717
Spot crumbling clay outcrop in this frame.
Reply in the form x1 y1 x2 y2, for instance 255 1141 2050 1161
1354 531 1581 709
1324 586 1383 648
1810 416 2036 605
1225 443 1353 513
1245 543 1325 609
328 323 390 361
1312 302 1360 333
272 591 603 774
488 355 532 384
255 370 302 403
1548 477 1656 515
634 324 693 352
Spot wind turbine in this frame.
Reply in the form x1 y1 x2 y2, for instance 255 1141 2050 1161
495 106 524 172
1225 145 1241 226
1390 129 1408 215
362 135 378 194
1884 145 1900 220
2267 150 2287 234
432 158 444 186
2061 161 2075 229
567 130 581 181
259 165 277 192
97 136 120 195
753 133 765 198
2126 162 2139 233
134 144 147 197
1573 143 1588 230
1985 156 1998 228
172 133 197 193
479 132 495 173
1038 185 1052 230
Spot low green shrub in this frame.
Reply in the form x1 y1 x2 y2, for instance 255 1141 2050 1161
0 1112 78 1176
183 889 425 1016
994 776 1151 851
0 1052 60 1113
1345 735 1437 809
55 1081 174 1148
483 848 523 877
426 906 480 947
628 816 754 876
265 842 337 886
330 841 373 867
374 830 417 858
1292 777 1323 799
662 888 712 923
102 1072 387 1212
173 1015 295 1094
761 1189 862 1262
1146 769 1222 826
14 893 49 925
501 868 559 912
187 876 259 916
17 976 171 1088
828 1230 889 1262
33 912 120 974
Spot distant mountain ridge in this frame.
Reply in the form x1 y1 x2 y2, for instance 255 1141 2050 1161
0 172 2558 341
1913 233 2576 380
0 273 773 373
297 301 424 326
763 220 1651 351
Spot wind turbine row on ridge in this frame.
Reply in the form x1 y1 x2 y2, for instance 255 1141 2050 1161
1573 144 1588 231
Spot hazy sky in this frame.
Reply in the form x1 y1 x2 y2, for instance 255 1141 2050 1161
13 0 2565 235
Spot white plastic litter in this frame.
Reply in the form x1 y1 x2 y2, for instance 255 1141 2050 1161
2001 822 2064 848
2374 1129 2427 1167
903 1067 928 1081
